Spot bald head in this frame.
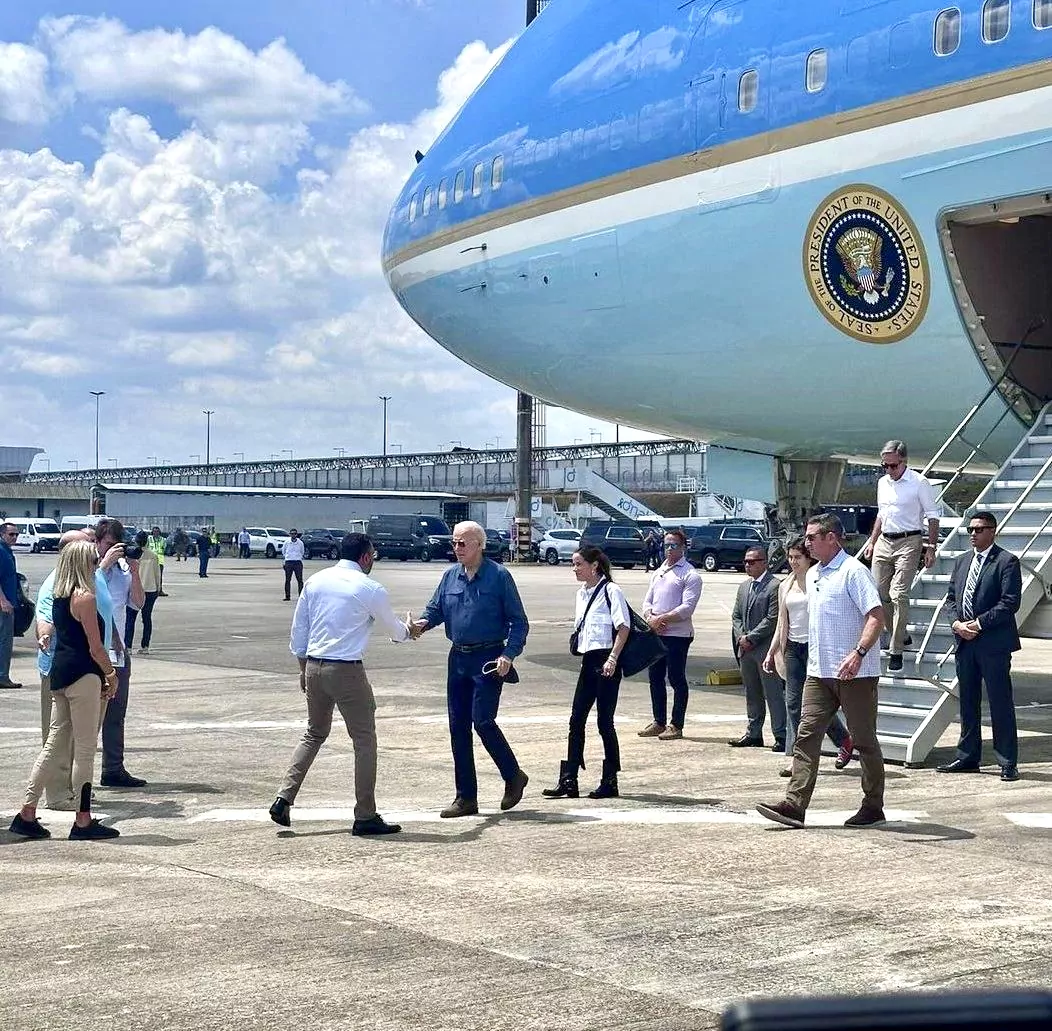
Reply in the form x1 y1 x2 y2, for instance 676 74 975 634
59 529 95 549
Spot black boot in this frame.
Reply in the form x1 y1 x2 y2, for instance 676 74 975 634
588 760 619 799
542 761 579 799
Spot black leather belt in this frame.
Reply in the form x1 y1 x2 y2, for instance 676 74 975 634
882 530 922 540
452 641 505 653
307 657 362 664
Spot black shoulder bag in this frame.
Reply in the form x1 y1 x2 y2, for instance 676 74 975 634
602 583 668 677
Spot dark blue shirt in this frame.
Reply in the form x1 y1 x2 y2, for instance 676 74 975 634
0 540 16 608
422 558 529 659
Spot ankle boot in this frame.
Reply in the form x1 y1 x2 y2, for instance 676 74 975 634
542 760 579 798
588 760 619 799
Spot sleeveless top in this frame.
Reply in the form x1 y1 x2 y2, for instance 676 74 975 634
50 595 105 692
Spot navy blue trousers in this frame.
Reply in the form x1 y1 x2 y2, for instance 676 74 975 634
955 644 1018 767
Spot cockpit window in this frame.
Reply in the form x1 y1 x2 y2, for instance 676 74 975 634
934 9 961 54
471 161 486 198
982 0 1010 42
408 193 417 222
805 49 827 92
437 178 448 209
492 154 504 190
453 170 465 204
422 186 432 217
1034 0 1052 29
737 69 758 113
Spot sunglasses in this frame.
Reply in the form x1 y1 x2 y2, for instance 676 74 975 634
664 542 684 549
743 558 765 565
967 525 993 534
881 461 902 470
804 532 825 542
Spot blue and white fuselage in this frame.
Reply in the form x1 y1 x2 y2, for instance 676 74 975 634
383 0 1052 461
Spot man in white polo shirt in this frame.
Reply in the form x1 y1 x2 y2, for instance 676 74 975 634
757 512 885 829
862 439 940 672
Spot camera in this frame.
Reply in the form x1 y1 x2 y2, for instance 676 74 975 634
123 545 143 560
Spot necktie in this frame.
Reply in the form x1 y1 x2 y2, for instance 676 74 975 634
962 553 983 620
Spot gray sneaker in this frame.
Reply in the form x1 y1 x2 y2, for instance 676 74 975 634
638 722 666 737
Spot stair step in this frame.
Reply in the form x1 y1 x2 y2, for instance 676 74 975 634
984 502 1052 511
1026 435 1052 445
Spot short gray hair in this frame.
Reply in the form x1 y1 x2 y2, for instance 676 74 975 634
881 439 907 460
806 512 844 538
453 520 486 547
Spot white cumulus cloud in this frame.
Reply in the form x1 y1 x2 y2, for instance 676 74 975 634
0 41 51 125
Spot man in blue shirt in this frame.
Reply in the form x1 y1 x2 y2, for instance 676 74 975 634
0 522 21 689
413 521 529 818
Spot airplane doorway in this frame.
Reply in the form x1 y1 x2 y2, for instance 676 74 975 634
942 193 1052 421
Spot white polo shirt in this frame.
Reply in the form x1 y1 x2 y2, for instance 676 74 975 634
806 549 882 678
877 467 940 534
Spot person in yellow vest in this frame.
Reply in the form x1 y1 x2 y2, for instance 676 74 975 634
146 526 168 597
209 528 220 558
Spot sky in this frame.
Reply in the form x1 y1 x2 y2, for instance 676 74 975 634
0 0 659 473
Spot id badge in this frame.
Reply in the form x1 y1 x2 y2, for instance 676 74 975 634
108 648 126 670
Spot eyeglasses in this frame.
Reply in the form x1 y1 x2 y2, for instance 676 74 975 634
881 461 902 470
664 542 684 550
967 525 993 534
743 558 765 565
452 540 473 548
804 532 824 542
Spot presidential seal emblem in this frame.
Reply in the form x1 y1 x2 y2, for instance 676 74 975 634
803 185 929 344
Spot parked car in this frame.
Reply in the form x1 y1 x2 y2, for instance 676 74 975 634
164 529 198 558
8 518 62 553
245 527 290 558
484 528 512 563
535 528 582 566
368 514 454 562
302 528 347 560
578 521 645 569
686 523 769 572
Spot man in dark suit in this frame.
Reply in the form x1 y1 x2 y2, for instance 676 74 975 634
938 510 1021 781
729 546 786 750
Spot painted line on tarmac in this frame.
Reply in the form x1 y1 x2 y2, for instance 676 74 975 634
149 720 306 730
1004 813 1052 828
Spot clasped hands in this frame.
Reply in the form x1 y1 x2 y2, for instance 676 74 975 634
952 619 981 641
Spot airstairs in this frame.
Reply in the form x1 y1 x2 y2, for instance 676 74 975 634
555 465 662 522
877 397 1052 765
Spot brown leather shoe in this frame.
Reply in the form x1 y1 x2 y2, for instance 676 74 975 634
440 797 479 819
657 724 682 740
637 722 666 737
756 800 806 828
500 770 529 811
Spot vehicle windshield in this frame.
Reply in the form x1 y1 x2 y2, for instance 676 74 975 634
419 517 450 534
266 528 288 536
34 522 60 533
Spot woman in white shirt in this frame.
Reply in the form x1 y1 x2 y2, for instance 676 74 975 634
543 545 631 800
764 536 854 776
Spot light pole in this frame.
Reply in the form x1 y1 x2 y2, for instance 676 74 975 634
203 410 214 468
70 459 78 470
589 428 602 443
234 451 244 462
190 454 201 464
333 447 346 458
391 443 403 454
281 448 293 460
379 395 392 456
147 455 157 465
108 458 118 469
89 391 105 470
41 457 50 472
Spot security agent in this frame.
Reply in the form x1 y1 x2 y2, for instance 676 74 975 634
412 520 530 818
270 533 411 836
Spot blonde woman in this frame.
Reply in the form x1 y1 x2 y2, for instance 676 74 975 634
9 541 120 840
764 536 853 776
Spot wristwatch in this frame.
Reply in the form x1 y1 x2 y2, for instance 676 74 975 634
854 645 868 657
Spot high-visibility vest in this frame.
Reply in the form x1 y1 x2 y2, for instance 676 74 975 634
147 534 166 564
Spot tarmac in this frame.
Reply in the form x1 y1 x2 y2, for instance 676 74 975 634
1 553 1051 1031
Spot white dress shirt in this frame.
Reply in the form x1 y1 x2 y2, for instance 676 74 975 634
290 560 409 661
574 578 630 653
283 538 306 562
877 467 940 533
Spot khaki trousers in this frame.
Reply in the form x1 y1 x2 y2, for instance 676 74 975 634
25 674 103 809
872 534 922 654
786 676 884 812
39 675 76 807
279 660 378 821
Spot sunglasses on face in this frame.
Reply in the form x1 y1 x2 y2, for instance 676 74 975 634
881 461 902 470
967 525 993 534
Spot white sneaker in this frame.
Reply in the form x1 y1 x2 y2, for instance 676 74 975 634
137 647 150 655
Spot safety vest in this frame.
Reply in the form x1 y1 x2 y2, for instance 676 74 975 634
146 534 166 564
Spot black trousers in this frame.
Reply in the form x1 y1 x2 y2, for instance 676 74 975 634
566 650 622 772
955 643 1018 767
284 561 304 598
124 593 159 649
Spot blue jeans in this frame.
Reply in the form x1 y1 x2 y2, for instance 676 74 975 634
648 635 692 728
198 549 209 576
784 640 849 758
446 645 519 801
0 609 13 681
102 654 132 776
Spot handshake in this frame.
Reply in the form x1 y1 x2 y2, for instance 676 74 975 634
402 612 429 641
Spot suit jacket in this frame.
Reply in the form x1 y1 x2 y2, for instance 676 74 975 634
732 572 780 656
944 543 1022 653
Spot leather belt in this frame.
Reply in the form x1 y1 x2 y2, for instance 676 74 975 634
882 530 922 540
452 641 505 654
307 657 362 665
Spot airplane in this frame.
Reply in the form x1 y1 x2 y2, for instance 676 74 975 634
382 0 1052 514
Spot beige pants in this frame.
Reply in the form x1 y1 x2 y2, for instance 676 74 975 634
279 660 378 821
25 674 103 810
872 534 923 654
39 675 76 807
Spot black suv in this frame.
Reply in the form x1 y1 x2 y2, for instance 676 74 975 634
579 521 645 569
686 523 769 572
302 528 346 560
484 528 512 563
368 514 454 561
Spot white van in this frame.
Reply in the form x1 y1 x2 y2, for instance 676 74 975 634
60 515 100 534
9 518 62 553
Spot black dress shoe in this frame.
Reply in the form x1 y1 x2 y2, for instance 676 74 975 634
844 806 885 828
352 814 401 836
935 759 981 773
771 740 785 753
1000 765 1020 782
729 734 764 748
269 796 291 827
0 679 23 689
100 770 147 788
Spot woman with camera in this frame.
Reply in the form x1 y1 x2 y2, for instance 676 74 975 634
124 531 160 654
543 545 631 801
9 540 121 840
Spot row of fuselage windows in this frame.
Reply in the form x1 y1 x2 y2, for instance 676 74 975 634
408 155 504 222
408 0 1052 222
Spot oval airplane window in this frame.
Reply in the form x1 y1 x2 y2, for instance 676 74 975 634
982 0 1010 42
471 161 486 197
453 169 466 203
737 69 758 113
492 154 504 190
1036 0 1052 29
422 186 432 217
805 49 827 92
408 193 417 222
934 8 961 55
437 178 448 210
